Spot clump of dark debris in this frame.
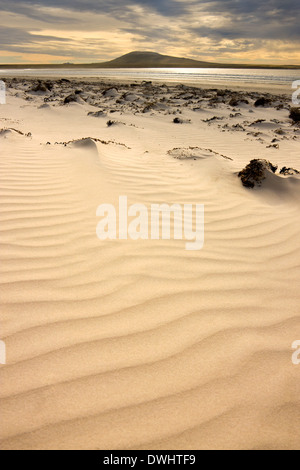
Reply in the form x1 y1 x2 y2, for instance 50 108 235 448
229 97 249 107
64 94 78 105
238 159 278 188
254 97 272 107
203 116 223 123
280 167 300 175
87 110 106 118
289 107 300 123
239 159 300 188
30 80 53 93
229 98 239 107
173 117 183 124
0 127 32 137
173 117 191 124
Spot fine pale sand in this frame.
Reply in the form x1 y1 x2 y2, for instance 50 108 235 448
0 79 299 450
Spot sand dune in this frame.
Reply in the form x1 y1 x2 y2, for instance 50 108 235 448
0 79 299 450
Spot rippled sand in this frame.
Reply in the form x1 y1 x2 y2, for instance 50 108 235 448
0 80 299 450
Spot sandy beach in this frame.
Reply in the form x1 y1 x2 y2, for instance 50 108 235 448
0 71 296 95
0 78 299 450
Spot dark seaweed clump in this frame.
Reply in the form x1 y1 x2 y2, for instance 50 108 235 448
280 166 300 175
254 97 271 107
289 107 300 122
238 159 277 188
64 94 78 104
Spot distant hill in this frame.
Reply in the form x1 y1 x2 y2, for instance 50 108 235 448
95 51 217 68
0 51 299 69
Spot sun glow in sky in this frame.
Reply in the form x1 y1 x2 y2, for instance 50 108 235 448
0 0 299 65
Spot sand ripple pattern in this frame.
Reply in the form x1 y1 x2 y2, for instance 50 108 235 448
0 112 300 450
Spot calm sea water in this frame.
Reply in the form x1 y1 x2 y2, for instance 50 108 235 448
1 68 299 91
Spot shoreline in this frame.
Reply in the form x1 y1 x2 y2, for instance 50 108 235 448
0 75 294 97
0 71 298 96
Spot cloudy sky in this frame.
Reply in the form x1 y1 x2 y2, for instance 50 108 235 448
0 0 299 65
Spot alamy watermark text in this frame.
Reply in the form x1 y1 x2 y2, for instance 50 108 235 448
0 340 6 365
292 80 300 105
0 80 6 104
96 196 204 251
292 340 300 365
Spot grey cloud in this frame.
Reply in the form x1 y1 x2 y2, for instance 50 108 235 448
0 26 68 45
0 0 188 18
0 0 299 61
187 0 300 44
